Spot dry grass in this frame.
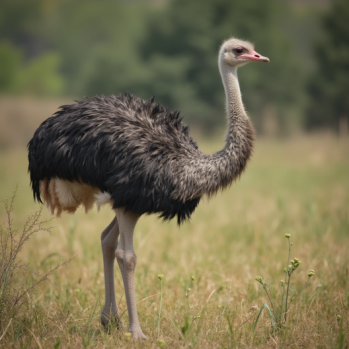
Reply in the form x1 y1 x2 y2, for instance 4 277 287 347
0 133 348 348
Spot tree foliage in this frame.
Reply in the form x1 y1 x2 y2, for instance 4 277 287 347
138 0 305 130
0 0 339 132
306 0 349 130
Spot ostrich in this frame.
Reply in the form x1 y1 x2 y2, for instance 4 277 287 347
28 38 269 340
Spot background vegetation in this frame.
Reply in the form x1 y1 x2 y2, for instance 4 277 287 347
0 0 348 136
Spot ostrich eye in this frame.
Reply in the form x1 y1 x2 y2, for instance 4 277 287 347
234 48 243 54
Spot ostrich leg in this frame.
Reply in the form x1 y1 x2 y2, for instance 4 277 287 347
115 209 146 340
100 217 123 328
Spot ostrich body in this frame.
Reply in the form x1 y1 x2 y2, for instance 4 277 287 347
28 38 269 339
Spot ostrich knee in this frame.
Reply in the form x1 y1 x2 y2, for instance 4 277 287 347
116 249 137 274
115 248 124 264
115 248 125 275
124 252 137 273
101 234 118 253
101 234 117 256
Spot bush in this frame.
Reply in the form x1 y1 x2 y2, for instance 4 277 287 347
0 187 69 338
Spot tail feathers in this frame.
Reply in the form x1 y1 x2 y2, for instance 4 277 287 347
94 191 113 210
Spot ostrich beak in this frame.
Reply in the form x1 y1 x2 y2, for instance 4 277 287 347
239 50 270 63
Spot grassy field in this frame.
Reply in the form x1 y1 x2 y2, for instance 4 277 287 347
0 134 348 348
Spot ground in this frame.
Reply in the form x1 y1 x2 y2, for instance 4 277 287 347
0 134 348 348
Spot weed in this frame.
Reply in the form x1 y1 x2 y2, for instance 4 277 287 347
0 188 71 340
172 275 195 325
215 277 232 331
157 338 166 347
337 316 344 349
157 274 164 338
254 234 315 332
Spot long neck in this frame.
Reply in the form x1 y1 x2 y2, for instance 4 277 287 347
220 64 247 139
212 62 254 188
219 62 254 152
173 62 254 202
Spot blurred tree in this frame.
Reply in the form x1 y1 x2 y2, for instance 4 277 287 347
12 53 65 96
306 0 349 133
0 42 22 92
139 0 305 132
0 0 311 132
44 0 152 97
0 0 45 60
0 0 65 96
0 41 64 96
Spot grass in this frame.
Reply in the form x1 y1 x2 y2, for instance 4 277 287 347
0 134 348 348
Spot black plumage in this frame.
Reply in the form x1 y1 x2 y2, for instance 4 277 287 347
28 38 263 230
28 93 201 224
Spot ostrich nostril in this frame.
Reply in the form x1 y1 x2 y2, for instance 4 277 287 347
254 54 260 58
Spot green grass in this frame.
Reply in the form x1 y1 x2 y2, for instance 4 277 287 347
0 134 348 348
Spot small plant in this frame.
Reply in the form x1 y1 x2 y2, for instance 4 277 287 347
215 278 232 331
0 188 70 337
124 332 131 342
253 233 315 332
157 338 166 348
157 274 164 337
172 275 195 324
337 315 344 349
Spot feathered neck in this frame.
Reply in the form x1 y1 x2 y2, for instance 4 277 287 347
172 61 255 202
220 64 246 138
219 62 254 150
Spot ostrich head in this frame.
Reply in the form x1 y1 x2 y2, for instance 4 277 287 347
219 38 270 68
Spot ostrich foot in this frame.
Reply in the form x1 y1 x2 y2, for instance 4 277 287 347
128 326 147 340
100 312 123 330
